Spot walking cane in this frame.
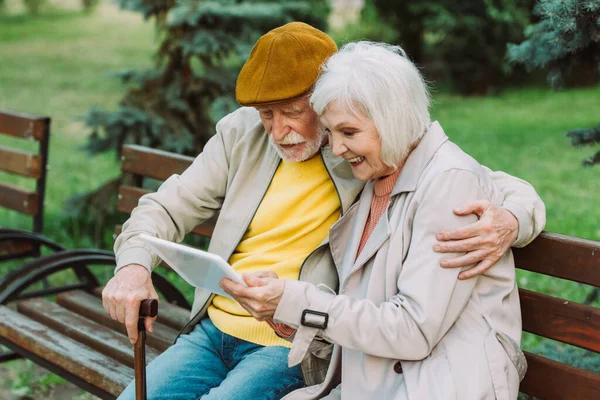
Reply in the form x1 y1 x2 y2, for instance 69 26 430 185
135 299 158 400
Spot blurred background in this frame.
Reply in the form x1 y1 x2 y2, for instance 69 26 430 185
0 0 598 398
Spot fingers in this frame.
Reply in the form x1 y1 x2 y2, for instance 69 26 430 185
143 288 159 334
124 302 141 344
459 259 494 280
439 249 487 269
436 221 483 242
221 278 252 298
145 316 157 334
249 271 279 279
434 236 487 254
453 200 492 217
243 274 268 287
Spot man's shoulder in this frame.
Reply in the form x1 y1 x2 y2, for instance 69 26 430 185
217 107 262 136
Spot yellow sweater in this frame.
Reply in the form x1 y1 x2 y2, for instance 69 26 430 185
208 154 340 347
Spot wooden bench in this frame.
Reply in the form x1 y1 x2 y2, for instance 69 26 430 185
0 144 598 399
0 109 57 261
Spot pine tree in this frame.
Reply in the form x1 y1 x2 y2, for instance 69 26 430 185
83 0 328 156
369 0 533 95
70 0 328 245
508 0 600 166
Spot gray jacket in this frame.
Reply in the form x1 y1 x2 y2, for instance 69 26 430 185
275 122 535 399
115 109 545 386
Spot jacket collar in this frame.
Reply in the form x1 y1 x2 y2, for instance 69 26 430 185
392 121 448 196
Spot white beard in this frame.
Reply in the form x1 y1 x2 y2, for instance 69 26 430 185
269 129 326 162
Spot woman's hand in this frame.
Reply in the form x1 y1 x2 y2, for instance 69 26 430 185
220 271 285 321
434 200 519 280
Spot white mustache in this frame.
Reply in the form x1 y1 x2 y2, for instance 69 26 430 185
275 130 306 145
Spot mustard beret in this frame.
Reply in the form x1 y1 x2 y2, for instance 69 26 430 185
236 22 337 106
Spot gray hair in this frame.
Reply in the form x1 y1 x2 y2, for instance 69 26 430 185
310 41 431 168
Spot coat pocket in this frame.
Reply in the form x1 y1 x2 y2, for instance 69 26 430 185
483 323 523 400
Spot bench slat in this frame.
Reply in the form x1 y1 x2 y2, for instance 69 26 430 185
116 187 216 237
0 183 40 215
18 298 160 368
116 185 148 214
92 287 189 331
57 290 178 352
0 110 49 141
520 288 600 353
121 144 194 181
0 305 133 396
514 232 600 287
520 351 600 399
0 239 35 259
0 145 42 178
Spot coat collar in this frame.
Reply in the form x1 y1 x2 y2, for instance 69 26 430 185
392 121 449 196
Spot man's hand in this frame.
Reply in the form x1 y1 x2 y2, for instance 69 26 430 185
434 200 519 280
102 264 159 344
220 271 284 321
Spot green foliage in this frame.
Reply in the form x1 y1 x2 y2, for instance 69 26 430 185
536 341 600 372
84 0 328 156
330 0 398 46
81 0 100 13
508 0 600 165
369 0 533 95
566 123 600 166
507 0 600 89
23 0 45 14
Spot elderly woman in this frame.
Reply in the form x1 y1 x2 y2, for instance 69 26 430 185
222 42 528 399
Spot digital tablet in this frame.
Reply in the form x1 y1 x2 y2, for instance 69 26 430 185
140 234 246 299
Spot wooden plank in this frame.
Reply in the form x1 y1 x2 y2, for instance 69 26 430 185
520 289 600 353
0 183 39 215
56 290 178 352
17 298 160 368
0 305 133 396
116 186 216 237
0 145 42 178
0 239 35 259
520 351 600 399
0 110 49 141
116 185 148 214
121 144 194 181
92 287 189 331
514 232 600 287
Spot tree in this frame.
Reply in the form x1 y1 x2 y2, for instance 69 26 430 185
369 0 533 95
83 0 328 156
507 0 600 165
71 0 328 245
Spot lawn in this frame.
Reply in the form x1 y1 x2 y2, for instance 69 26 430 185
1 1 599 398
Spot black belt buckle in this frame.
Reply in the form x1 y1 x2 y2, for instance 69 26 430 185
301 309 329 329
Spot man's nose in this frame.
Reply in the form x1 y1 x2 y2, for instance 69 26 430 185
271 116 290 141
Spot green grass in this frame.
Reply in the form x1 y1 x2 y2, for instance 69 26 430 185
0 1 599 397
0 2 155 246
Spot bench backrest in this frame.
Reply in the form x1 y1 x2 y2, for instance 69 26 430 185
118 144 600 399
116 144 214 239
513 233 600 399
0 109 51 258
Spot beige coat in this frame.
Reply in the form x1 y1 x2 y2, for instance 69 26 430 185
275 122 530 399
115 107 544 387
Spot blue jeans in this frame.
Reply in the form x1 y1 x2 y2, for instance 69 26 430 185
118 318 304 400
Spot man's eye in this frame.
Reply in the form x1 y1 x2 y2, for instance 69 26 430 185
343 131 355 137
260 111 273 118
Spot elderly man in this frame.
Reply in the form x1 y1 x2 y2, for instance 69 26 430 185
104 22 545 400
